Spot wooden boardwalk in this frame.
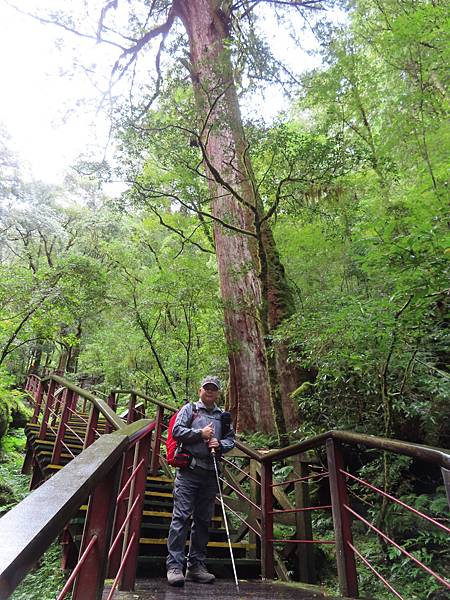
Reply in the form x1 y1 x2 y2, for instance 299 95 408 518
103 578 341 600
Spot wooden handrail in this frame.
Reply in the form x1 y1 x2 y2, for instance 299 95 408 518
112 389 178 413
260 430 450 469
111 389 450 469
22 373 450 600
0 433 128 599
112 420 154 443
41 375 124 431
235 439 265 461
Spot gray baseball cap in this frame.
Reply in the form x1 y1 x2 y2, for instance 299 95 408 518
201 375 221 390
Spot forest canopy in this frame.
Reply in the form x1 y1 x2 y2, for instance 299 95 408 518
0 0 448 448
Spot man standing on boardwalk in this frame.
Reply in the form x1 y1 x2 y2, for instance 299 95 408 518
166 375 235 586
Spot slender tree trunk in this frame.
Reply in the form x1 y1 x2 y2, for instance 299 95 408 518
175 0 302 434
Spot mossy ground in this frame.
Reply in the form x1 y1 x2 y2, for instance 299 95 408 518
0 428 29 514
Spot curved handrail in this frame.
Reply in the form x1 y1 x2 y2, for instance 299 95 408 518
20 374 450 600
0 418 154 600
41 374 124 431
234 439 265 461
111 388 450 468
260 430 450 468
112 389 178 414
0 433 127 598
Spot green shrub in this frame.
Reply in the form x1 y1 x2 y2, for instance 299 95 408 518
0 369 31 441
0 429 29 513
10 544 69 600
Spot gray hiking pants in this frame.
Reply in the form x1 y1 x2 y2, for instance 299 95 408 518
166 466 218 570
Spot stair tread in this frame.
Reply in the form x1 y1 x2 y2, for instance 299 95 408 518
25 420 260 580
145 491 173 498
139 538 255 548
142 509 221 521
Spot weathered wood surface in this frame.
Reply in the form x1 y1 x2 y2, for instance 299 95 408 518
0 434 128 600
102 578 342 599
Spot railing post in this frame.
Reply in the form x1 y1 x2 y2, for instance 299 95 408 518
150 405 164 476
249 458 259 558
52 389 73 465
127 392 137 424
292 454 315 583
326 438 359 599
105 393 117 434
119 432 153 591
51 388 64 427
84 404 100 450
260 459 274 579
108 447 135 578
39 379 57 440
442 467 450 511
71 460 122 600
71 392 79 413
31 380 45 424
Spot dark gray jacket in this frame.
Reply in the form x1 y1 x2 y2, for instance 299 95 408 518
172 400 235 470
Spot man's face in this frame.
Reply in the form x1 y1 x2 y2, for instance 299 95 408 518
199 383 219 406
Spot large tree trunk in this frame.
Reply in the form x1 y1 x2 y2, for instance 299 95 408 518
175 0 302 435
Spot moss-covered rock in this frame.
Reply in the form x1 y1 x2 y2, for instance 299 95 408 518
0 480 16 506
0 369 30 441
10 399 32 429
0 399 9 439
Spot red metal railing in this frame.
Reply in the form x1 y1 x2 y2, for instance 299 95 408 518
13 376 450 600
56 534 98 600
257 434 450 598
118 388 450 598
12 374 155 600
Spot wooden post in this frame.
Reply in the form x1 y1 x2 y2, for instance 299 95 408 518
108 447 135 578
127 392 137 424
105 393 117 434
51 387 64 427
72 460 122 600
31 380 45 424
84 404 100 450
119 432 152 590
249 458 259 558
52 389 73 465
292 454 315 583
326 438 359 598
442 468 450 511
260 460 274 579
150 405 164 476
39 379 57 440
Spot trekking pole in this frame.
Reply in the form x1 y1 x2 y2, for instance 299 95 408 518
211 447 240 594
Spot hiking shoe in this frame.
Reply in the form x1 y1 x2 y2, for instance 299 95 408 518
167 567 185 586
185 563 215 584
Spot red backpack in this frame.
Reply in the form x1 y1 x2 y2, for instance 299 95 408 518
166 404 198 467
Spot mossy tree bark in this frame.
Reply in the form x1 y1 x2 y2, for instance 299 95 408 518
175 0 302 436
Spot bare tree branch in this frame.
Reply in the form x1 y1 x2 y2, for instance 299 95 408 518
110 6 176 81
5 0 125 50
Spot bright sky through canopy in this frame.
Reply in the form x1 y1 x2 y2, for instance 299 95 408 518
0 1 322 185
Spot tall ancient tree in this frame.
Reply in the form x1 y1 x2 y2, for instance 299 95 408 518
30 0 321 435
93 0 323 436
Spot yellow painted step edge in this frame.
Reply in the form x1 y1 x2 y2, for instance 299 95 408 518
139 538 255 549
32 439 83 449
143 510 221 522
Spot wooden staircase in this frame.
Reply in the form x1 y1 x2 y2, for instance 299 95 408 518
8 374 447 600
23 416 261 580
